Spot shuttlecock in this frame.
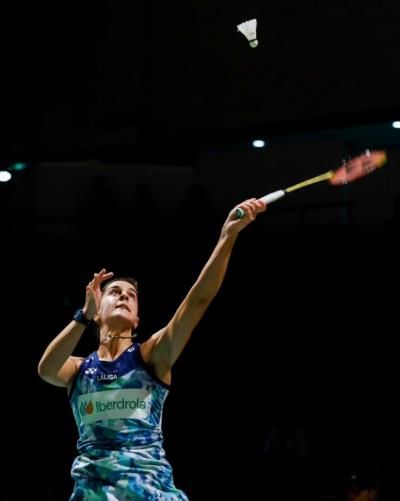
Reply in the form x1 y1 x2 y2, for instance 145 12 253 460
237 18 258 48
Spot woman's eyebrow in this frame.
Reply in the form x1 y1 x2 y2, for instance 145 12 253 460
107 285 137 294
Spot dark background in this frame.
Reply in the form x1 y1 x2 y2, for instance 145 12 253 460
2 1 400 500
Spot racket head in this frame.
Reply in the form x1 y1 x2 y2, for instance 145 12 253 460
329 150 387 185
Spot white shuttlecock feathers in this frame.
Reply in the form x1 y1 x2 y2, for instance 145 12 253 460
237 18 258 48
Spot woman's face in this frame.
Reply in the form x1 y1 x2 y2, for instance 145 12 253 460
98 280 139 329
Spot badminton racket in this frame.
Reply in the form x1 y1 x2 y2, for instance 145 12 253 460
236 149 387 218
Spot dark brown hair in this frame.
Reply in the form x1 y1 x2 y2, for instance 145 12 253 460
101 276 139 294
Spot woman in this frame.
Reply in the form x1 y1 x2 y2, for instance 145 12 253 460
38 198 266 500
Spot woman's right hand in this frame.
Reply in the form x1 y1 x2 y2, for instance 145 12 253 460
83 268 114 319
222 198 266 238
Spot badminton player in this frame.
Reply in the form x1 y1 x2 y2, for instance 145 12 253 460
38 197 266 500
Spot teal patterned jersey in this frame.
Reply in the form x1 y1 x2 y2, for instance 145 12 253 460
69 343 188 501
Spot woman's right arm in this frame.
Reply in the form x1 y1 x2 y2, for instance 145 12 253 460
37 268 113 387
37 320 87 387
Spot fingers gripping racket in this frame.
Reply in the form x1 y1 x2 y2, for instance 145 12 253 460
236 150 387 218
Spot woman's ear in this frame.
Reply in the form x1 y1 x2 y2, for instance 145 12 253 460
134 316 140 330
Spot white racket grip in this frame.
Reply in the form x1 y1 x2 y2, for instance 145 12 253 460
259 189 286 205
235 189 286 219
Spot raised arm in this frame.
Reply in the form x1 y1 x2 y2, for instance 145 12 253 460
37 269 113 387
144 198 266 380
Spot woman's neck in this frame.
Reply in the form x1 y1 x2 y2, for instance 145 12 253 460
97 338 133 361
97 327 135 360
